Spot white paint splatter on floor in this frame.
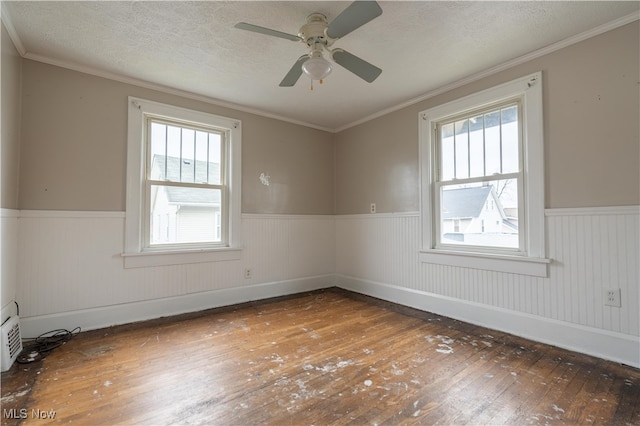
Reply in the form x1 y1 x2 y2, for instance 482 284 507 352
436 344 454 354
270 354 285 365
436 335 454 345
0 388 30 403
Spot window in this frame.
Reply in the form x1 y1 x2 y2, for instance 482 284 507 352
147 120 224 247
419 72 549 277
124 98 242 268
436 102 521 251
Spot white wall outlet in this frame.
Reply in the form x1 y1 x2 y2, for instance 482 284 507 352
370 203 376 214
604 288 621 307
244 268 252 279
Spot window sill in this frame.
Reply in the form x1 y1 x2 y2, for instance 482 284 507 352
122 247 242 268
419 249 550 277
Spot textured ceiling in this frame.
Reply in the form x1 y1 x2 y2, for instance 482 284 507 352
3 1 639 131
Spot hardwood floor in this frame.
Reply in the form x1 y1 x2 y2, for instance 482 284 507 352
2 288 639 425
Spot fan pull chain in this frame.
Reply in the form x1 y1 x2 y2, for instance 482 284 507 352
309 79 325 91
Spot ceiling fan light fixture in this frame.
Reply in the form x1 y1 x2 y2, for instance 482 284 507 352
302 56 332 81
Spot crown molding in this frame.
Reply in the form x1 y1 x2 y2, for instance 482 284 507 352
334 11 640 133
22 51 335 133
2 0 333 134
1 2 26 56
3 5 638 134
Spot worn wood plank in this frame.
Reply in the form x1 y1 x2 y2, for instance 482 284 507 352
2 288 639 425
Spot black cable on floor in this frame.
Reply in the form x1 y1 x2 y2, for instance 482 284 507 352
17 327 81 364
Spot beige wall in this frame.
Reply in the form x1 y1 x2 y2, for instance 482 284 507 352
243 115 334 214
335 108 419 214
18 61 335 214
13 22 640 214
335 22 640 214
1 22 22 209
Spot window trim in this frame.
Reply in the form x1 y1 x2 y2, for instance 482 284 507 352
123 97 242 268
144 118 227 250
419 72 549 277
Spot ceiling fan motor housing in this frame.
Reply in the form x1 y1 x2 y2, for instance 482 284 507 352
298 13 332 47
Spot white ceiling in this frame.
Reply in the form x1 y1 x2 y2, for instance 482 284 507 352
3 1 639 132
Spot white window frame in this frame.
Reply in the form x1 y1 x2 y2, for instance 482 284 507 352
433 99 524 254
123 97 242 268
419 72 550 277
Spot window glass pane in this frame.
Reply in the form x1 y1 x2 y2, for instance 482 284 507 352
165 125 182 179
454 119 469 179
207 133 222 185
440 180 518 249
181 128 196 183
149 185 222 245
468 114 484 178
149 120 222 185
150 122 167 180
440 123 455 181
484 110 501 175
501 106 519 173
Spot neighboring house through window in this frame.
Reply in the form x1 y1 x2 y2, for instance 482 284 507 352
148 128 223 246
123 97 242 268
441 185 518 248
419 72 549 277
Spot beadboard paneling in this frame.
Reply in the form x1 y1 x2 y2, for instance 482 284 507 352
546 209 639 335
335 213 421 289
335 208 639 337
16 212 336 320
1 209 20 322
13 207 639 365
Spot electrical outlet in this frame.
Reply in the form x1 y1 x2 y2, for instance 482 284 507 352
244 268 252 279
370 203 376 214
604 288 621 307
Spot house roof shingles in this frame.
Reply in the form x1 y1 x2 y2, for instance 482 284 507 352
441 186 492 219
151 155 221 205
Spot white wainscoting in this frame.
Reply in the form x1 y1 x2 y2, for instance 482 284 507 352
16 211 336 337
335 207 640 368
11 207 640 367
1 209 20 323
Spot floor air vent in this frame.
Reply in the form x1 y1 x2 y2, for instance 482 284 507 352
1 316 23 372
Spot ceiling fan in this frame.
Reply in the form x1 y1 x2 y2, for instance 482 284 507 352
234 1 383 88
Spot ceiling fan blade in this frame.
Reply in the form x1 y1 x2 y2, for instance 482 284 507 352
326 1 382 39
279 55 309 87
331 49 381 83
234 22 301 42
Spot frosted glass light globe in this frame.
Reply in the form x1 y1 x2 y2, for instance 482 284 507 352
302 57 332 80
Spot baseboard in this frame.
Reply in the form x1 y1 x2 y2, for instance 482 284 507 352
20 274 335 338
336 274 640 369
19 272 639 369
